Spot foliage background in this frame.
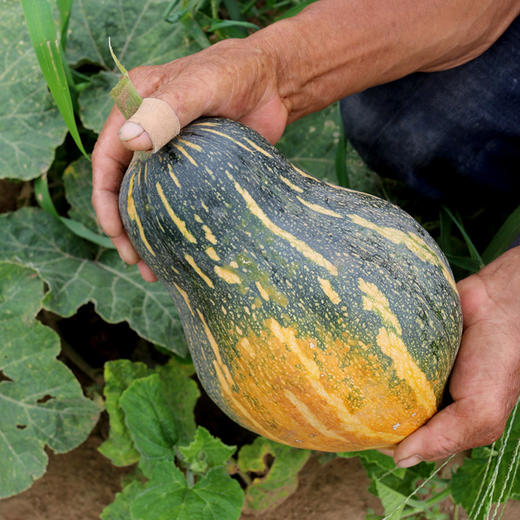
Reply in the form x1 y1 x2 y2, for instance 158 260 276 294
1 0 519 518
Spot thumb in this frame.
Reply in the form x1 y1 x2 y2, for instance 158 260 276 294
119 97 181 152
393 398 507 468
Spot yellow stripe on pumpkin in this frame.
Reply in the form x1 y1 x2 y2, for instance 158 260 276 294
350 215 457 293
297 197 343 218
185 254 214 288
127 174 155 256
167 164 181 188
198 127 254 153
156 182 197 244
172 143 198 166
318 277 341 304
358 277 437 416
195 309 282 440
229 174 338 276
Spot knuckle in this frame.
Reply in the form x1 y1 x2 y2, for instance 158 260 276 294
475 407 508 445
128 65 165 93
431 431 461 457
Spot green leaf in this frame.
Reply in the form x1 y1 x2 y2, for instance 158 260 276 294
178 427 236 475
119 362 199 474
276 104 342 182
451 402 520 519
63 157 102 233
237 437 310 512
130 462 244 520
21 0 87 156
98 360 153 466
0 262 100 498
0 208 186 354
35 170 115 249
338 450 406 479
100 479 145 520
482 203 520 264
67 0 201 133
375 480 406 520
77 71 119 134
442 206 484 270
120 374 179 472
0 0 67 180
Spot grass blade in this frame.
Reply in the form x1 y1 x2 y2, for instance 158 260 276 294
34 175 115 249
442 206 484 270
56 0 73 47
482 204 520 264
21 0 88 157
445 254 481 273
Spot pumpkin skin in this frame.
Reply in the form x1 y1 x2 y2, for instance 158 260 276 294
119 117 462 452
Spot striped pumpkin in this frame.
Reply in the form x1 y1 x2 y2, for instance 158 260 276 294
119 117 462 452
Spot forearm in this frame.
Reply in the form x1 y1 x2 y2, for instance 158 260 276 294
248 0 520 121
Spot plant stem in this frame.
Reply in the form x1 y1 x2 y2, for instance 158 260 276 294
108 40 143 119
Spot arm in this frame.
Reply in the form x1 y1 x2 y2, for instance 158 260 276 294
92 0 520 278
394 246 520 466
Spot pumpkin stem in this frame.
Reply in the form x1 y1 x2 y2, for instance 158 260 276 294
108 38 142 119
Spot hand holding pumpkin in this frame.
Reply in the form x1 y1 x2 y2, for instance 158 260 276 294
92 0 520 463
393 246 520 466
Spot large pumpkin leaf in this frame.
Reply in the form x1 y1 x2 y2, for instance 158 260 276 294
63 156 102 233
0 262 99 499
237 437 310 513
119 362 200 475
0 208 186 354
67 0 200 133
178 427 236 475
130 463 244 520
0 0 67 180
98 360 153 467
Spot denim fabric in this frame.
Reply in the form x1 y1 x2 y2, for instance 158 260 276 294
340 16 520 206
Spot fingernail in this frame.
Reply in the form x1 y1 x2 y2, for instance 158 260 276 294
119 121 144 142
396 455 423 468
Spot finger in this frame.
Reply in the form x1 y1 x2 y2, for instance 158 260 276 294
138 261 158 282
92 106 139 263
393 397 508 467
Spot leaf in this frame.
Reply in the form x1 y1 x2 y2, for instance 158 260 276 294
276 104 342 182
0 0 67 180
178 427 236 475
0 262 100 498
63 157 102 233
0 207 186 354
375 480 406 520
237 437 310 512
482 203 520 264
77 70 119 134
338 450 406 479
451 402 520 520
21 0 87 156
98 360 153 466
130 462 244 520
100 479 145 520
66 0 200 133
119 362 199 474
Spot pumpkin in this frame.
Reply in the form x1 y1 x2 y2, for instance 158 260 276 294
119 117 462 452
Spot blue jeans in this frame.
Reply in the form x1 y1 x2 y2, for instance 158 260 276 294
340 16 520 207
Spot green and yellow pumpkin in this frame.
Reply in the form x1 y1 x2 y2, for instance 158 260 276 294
119 117 462 452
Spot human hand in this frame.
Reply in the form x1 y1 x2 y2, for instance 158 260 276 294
392 246 520 467
92 37 288 281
